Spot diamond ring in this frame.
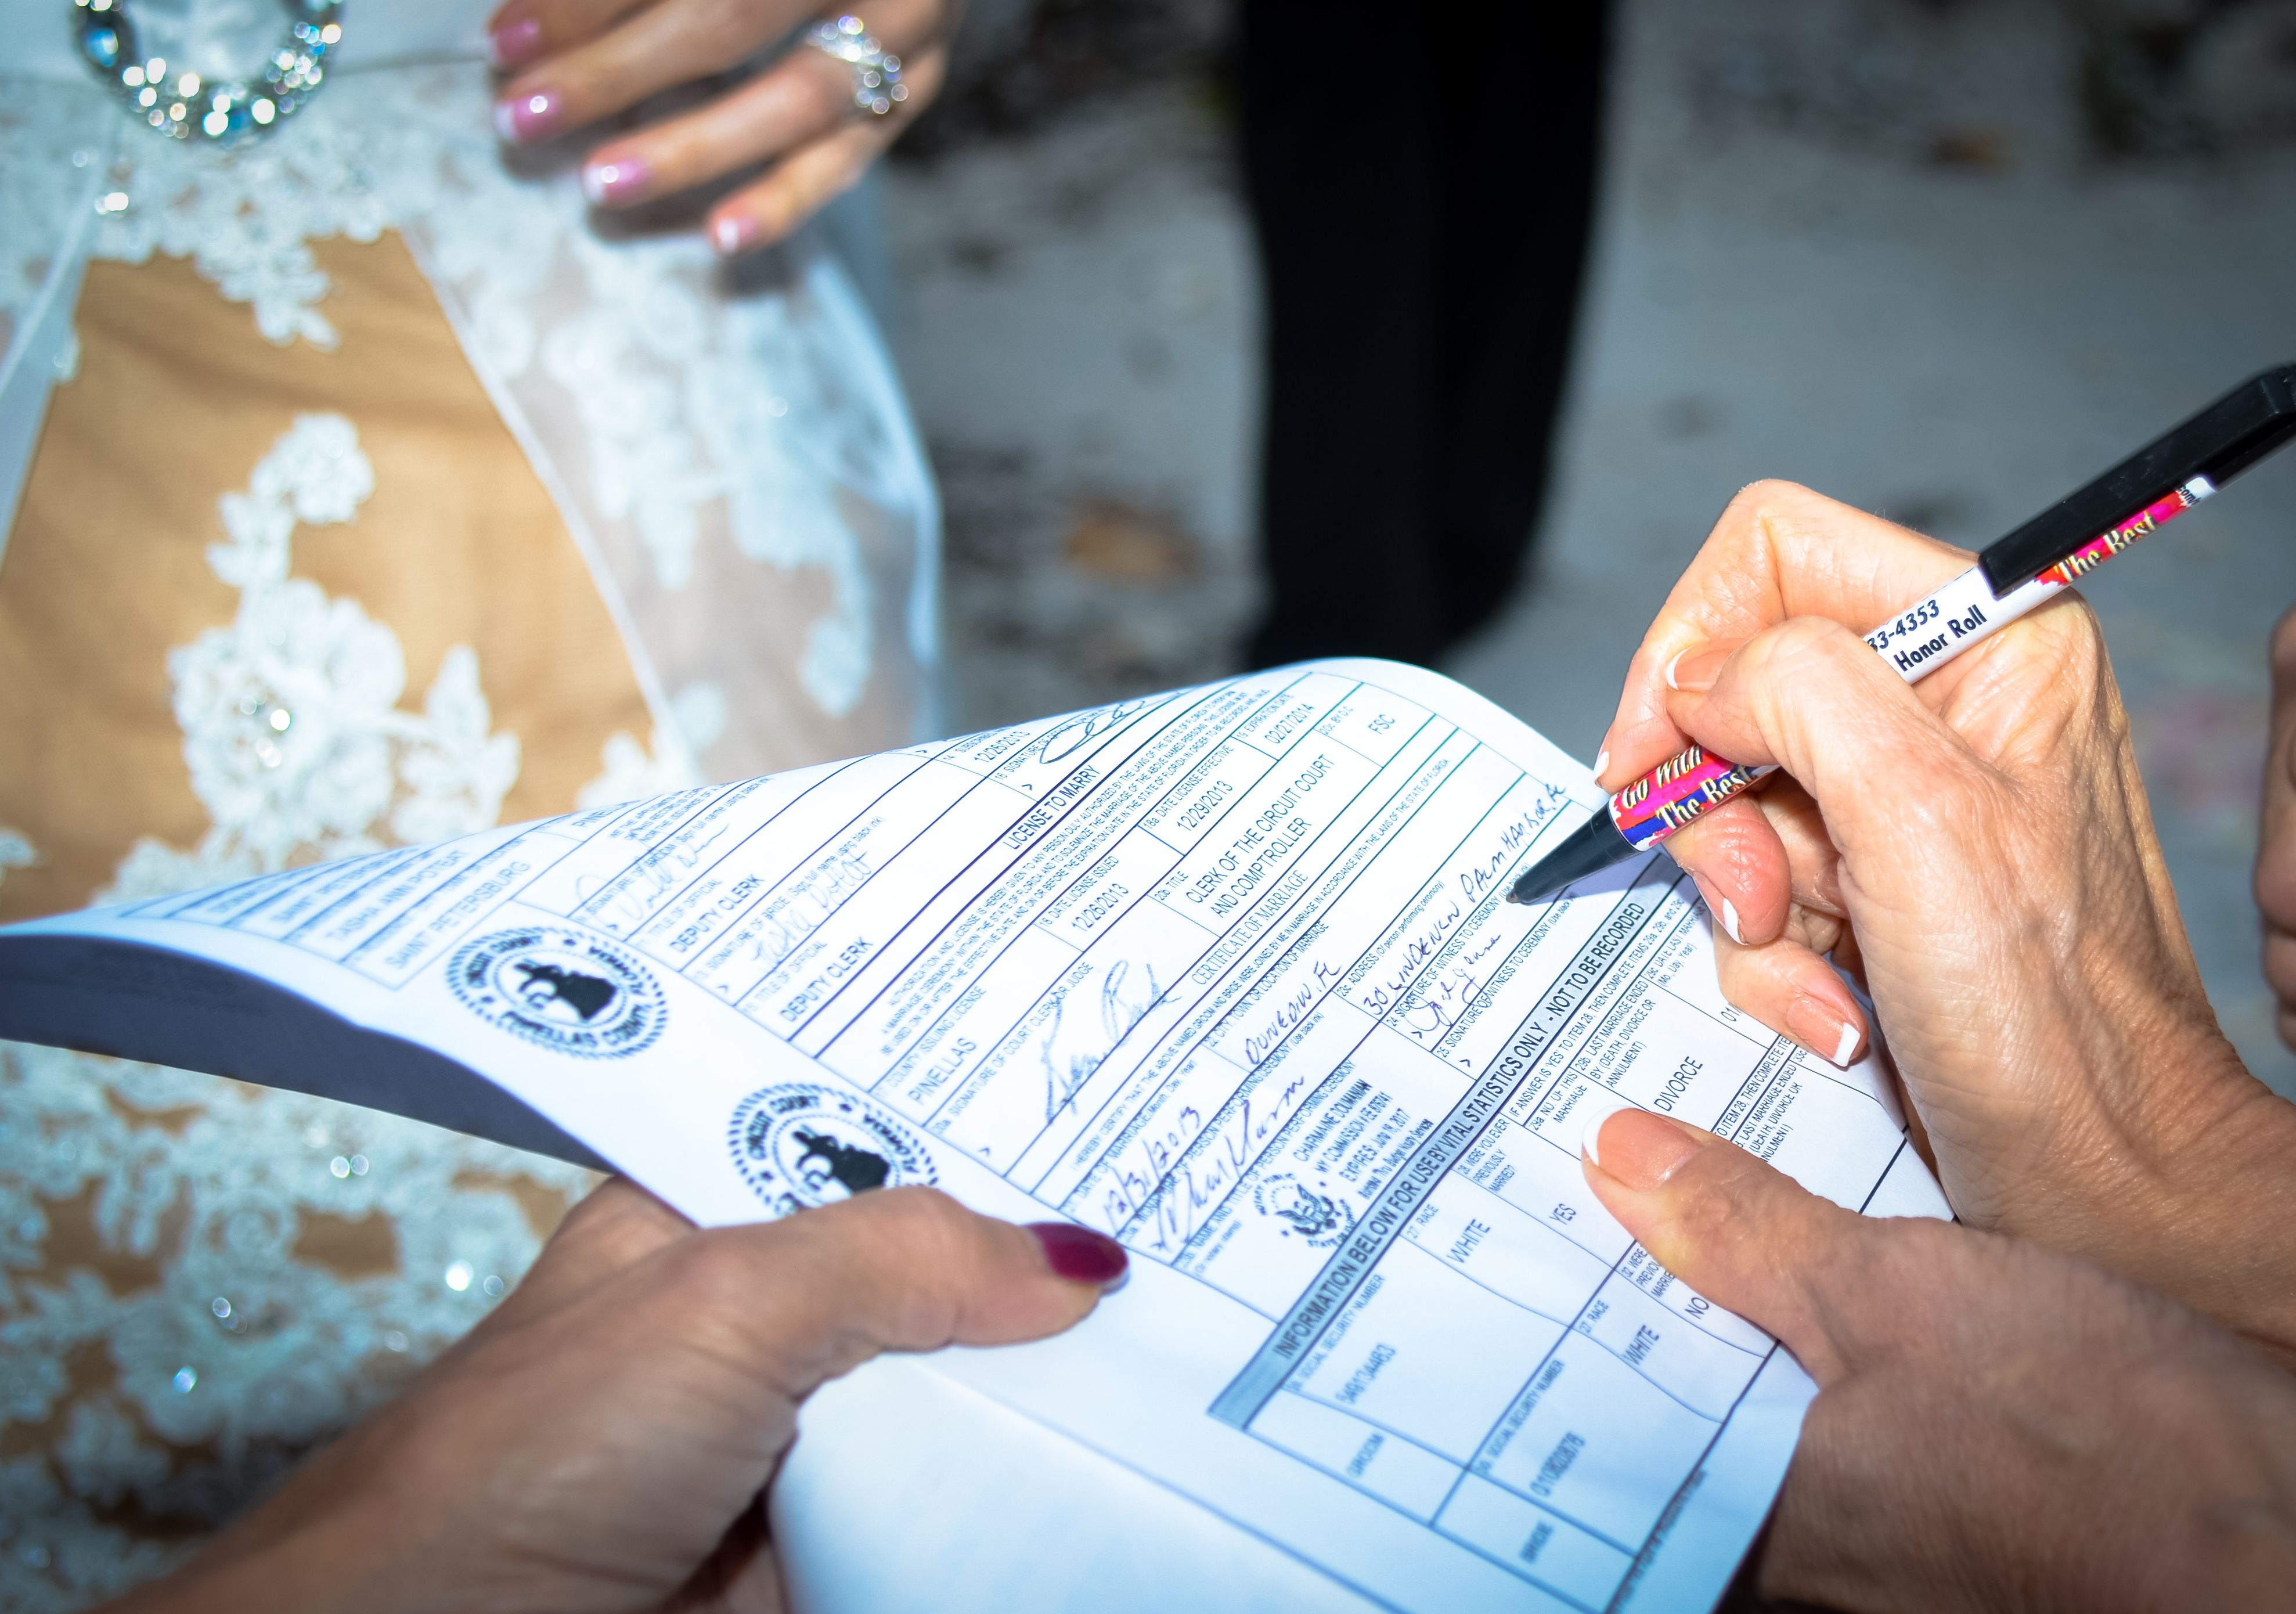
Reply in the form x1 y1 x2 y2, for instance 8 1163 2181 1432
804 15 909 118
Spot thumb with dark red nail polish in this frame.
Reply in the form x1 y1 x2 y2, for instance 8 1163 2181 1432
1029 1221 1130 1290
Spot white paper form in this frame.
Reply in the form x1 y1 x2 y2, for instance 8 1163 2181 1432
0 658 1948 1613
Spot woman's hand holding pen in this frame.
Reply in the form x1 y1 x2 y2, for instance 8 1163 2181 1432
1594 480 2296 1359
485 0 954 255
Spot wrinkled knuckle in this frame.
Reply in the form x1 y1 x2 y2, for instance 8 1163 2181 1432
1886 769 1995 849
1753 616 1862 688
859 1187 979 1270
1669 1146 1765 1247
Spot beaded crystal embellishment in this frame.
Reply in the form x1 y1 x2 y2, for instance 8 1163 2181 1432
74 0 343 145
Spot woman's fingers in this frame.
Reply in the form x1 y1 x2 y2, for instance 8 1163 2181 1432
581 41 943 251
484 1177 691 1331
1662 771 1864 1061
1713 917 1868 1067
2255 606 2296 1051
1580 1108 1877 1385
496 0 805 142
1664 617 1998 876
676 1188 1125 1396
704 63 935 251
498 0 940 147
1657 795 1791 947
578 38 857 208
486 0 655 71
1596 482 1976 780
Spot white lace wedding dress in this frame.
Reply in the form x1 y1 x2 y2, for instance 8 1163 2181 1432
0 3 940 1605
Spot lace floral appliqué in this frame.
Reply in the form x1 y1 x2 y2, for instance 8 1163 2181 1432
105 413 518 900
0 419 590 1613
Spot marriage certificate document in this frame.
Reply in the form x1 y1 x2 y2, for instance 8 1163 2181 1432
0 659 1947 1613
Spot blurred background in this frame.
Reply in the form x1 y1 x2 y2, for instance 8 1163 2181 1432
881 0 2296 1093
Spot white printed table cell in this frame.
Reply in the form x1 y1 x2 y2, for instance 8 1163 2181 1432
1116 1019 1369 1271
1571 987 1771 1135
1003 902 1226 1172
1088 1010 1359 1267
1069 1057 1228 1245
1347 882 1475 1025
1437 1474 1635 1608
554 755 902 950
927 938 1169 1166
1401 1176 1613 1328
1183 1163 1355 1317
1151 745 1376 932
1862 1140 1952 1221
933 711 1100 778
576 782 723 853
351 839 553 986
1290 1241 1563 1465
1734 1060 1908 1210
1389 919 1518 1056
1231 672 1357 758
1616 1244 1772 1356
1206 946 1349 1073
1639 905 1768 1037
286 842 483 961
983 690 1182 791
1252 1389 1461 1522
630 861 775 969
1519 1075 1624 1161
1475 1331 1719 1547
878 1010 986 1121
1137 740 1280 854
1454 1118 1632 1266
1448 769 1578 916
224 849 420 939
1288 1029 1459 1192
1489 925 1676 1093
567 775 792 939
720 820 895 1024
766 781 1083 1042
1339 766 1536 1022
683 885 827 1009
626 765 963 966
1314 688 1432 766
1576 1269 1765 1421
1475 894 1642 1119
1033 829 1173 950
523 784 734 924
145 862 321 927
831 757 1217 1067
1175 1030 1405 1309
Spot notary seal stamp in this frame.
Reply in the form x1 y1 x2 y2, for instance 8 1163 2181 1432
448 925 665 1057
1252 1172 1351 1248
728 1083 937 1216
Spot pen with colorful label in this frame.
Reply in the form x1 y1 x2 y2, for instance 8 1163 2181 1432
1506 362 2296 906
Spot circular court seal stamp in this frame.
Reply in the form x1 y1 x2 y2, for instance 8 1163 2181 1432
1252 1172 1352 1248
728 1083 937 1216
447 925 666 1057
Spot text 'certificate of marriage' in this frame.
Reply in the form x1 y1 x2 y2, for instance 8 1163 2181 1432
0 658 1947 1613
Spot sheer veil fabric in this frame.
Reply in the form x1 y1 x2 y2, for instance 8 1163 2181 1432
0 1 944 1603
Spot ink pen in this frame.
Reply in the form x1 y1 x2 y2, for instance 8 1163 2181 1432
1505 362 2296 907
